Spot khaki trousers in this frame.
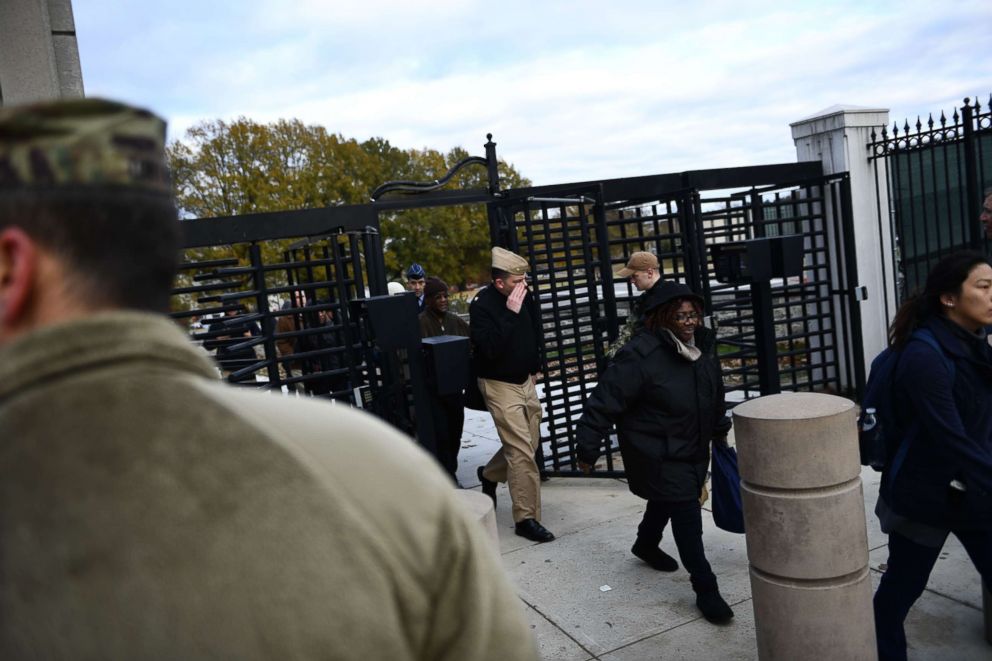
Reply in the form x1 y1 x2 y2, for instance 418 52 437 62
478 377 543 523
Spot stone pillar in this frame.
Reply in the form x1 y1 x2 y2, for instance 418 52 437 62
791 106 892 381
0 0 84 105
734 392 876 660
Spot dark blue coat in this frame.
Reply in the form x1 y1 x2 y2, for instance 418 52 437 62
883 316 992 530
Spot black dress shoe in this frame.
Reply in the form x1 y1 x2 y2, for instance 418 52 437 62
477 467 497 507
514 518 555 543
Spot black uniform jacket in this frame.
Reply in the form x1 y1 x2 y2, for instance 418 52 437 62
576 326 731 502
469 285 542 384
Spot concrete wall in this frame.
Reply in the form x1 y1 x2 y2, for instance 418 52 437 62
791 105 893 375
0 0 84 105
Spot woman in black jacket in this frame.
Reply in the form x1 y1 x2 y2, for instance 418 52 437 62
873 251 992 661
576 281 733 624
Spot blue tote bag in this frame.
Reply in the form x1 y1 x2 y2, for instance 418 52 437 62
711 442 745 534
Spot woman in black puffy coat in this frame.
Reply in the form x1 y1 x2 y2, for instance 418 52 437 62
576 281 733 624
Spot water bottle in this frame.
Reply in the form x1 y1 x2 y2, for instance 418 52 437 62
860 407 877 433
860 407 881 469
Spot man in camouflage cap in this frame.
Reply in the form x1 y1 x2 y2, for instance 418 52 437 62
0 99 538 660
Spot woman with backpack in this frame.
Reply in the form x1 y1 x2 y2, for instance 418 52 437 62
574 281 734 625
874 251 992 660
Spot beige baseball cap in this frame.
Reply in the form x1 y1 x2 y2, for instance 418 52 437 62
615 251 659 277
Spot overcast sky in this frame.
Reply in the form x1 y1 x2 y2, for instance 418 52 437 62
74 0 991 186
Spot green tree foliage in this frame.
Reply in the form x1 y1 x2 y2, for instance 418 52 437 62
166 118 530 289
379 146 530 288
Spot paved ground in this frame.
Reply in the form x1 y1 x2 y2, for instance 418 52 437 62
456 409 991 660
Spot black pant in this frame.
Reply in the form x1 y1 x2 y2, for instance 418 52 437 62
874 529 992 661
637 499 718 593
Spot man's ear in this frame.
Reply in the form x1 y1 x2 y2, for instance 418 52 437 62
0 227 39 333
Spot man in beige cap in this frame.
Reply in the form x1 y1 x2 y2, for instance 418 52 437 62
470 247 555 543
0 99 538 660
608 251 663 357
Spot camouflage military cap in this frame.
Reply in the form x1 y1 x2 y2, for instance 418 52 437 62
0 98 170 193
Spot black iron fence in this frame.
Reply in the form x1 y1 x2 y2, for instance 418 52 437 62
868 95 992 322
169 150 864 478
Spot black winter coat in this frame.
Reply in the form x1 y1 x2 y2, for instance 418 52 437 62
470 285 542 384
883 315 992 530
576 326 731 502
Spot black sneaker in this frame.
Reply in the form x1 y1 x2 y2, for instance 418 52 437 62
696 590 734 624
631 540 679 572
477 466 497 507
514 518 555 543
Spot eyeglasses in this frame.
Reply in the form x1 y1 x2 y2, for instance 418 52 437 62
674 312 701 323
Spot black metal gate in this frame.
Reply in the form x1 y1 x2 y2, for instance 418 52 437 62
491 170 864 476
169 149 863 479
169 205 420 428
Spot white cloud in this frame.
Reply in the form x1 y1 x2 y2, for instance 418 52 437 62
75 0 992 186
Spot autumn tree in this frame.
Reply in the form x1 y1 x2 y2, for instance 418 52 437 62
379 146 530 288
167 118 530 289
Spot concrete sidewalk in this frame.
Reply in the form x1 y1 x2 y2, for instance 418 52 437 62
456 410 989 660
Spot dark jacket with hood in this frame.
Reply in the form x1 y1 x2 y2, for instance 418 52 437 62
576 283 731 502
882 315 992 530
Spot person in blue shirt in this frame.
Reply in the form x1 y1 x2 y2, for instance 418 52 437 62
873 251 992 661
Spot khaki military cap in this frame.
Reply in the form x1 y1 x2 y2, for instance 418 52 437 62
0 97 170 193
492 246 529 275
616 251 659 277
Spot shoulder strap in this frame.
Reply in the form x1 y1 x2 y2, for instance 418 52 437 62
888 327 955 478
911 327 955 379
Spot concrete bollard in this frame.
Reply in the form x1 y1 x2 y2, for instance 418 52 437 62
455 490 499 548
733 392 876 661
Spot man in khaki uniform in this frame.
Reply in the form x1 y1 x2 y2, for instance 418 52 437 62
470 247 554 543
0 99 538 661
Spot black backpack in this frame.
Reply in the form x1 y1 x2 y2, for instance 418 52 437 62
858 328 953 471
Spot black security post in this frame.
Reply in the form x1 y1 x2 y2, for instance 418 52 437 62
711 235 804 397
752 279 779 396
749 192 779 395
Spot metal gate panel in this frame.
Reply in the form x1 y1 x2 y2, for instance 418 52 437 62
690 179 859 401
490 188 622 476
500 174 862 475
167 220 423 429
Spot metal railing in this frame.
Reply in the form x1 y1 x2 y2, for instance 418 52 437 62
868 95 992 308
